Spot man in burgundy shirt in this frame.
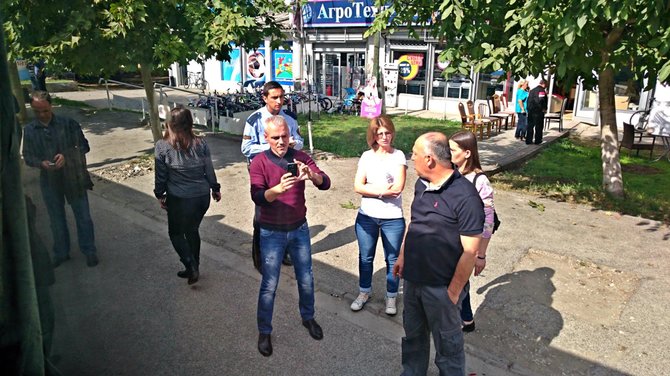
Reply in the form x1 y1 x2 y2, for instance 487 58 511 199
249 115 331 357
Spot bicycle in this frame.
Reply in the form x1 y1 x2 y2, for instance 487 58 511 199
186 72 209 92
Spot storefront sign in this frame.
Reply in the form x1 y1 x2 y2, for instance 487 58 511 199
397 54 423 81
302 0 386 27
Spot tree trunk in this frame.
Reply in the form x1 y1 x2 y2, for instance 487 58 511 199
598 67 624 198
7 60 27 123
0 23 46 375
139 62 162 142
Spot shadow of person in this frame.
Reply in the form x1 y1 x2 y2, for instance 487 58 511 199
470 267 564 372
310 224 357 254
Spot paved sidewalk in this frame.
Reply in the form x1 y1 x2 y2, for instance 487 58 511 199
26 92 670 375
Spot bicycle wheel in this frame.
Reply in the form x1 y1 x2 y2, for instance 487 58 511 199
320 97 333 111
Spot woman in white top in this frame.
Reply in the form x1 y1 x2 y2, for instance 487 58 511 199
351 115 407 315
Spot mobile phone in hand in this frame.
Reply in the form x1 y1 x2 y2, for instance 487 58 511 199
286 162 298 176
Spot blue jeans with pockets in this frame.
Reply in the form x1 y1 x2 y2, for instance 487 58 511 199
257 221 315 334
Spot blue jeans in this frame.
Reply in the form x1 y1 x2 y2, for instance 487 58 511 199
355 213 405 297
40 181 96 259
515 112 527 138
257 221 315 334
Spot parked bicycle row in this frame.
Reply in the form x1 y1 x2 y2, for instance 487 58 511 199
184 86 365 118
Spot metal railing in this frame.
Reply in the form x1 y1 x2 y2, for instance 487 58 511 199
98 78 217 130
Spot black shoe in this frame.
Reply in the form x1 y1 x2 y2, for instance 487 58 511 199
302 319 323 340
85 254 98 267
462 321 476 333
282 254 293 266
258 333 272 357
534 141 542 145
187 269 199 285
177 270 189 278
53 255 71 268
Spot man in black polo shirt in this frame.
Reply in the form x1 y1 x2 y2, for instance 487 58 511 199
394 132 484 375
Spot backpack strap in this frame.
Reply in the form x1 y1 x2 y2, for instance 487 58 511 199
473 172 485 187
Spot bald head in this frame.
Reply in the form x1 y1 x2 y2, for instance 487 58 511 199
418 132 452 166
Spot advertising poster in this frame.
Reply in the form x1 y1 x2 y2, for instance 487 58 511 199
246 48 266 82
360 76 382 118
16 59 31 80
383 62 399 107
221 48 241 82
273 50 293 85
398 54 423 81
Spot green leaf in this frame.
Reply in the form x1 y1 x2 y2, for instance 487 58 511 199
648 38 662 48
564 30 575 46
505 9 516 20
558 63 566 77
577 15 587 30
659 62 670 82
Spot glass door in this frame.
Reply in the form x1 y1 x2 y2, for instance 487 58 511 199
346 53 366 90
321 53 341 97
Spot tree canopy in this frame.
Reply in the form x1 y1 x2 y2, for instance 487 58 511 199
3 0 291 140
369 0 670 197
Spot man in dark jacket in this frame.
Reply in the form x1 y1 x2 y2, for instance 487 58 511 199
526 79 548 145
23 91 98 268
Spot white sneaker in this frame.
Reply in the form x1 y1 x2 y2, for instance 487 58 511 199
350 292 370 311
385 296 397 315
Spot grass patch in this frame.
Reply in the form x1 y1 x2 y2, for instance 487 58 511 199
494 137 670 223
53 97 94 108
298 113 461 157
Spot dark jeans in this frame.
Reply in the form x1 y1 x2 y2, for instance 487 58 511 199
515 112 527 138
41 181 96 259
167 194 210 268
460 290 473 322
526 111 545 144
401 281 468 376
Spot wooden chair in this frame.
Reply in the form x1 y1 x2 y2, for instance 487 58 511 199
477 102 502 134
458 102 484 140
620 122 656 159
544 98 568 131
467 100 492 139
497 94 517 128
487 95 513 130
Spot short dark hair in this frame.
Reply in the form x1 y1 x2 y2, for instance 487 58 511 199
262 81 284 97
30 90 51 104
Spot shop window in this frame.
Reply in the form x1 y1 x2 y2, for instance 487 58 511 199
432 53 470 99
393 51 426 96
476 71 513 101
583 68 642 111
